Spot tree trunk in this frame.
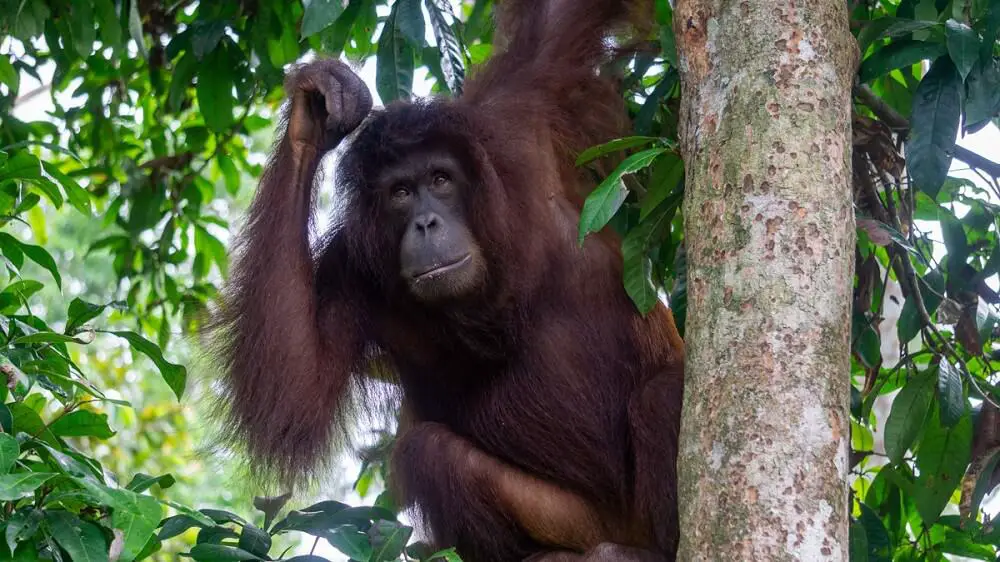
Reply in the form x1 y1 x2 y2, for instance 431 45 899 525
672 0 859 558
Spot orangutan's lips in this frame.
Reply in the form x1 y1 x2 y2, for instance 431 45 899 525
413 254 472 279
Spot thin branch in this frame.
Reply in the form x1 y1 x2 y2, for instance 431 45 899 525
854 84 1000 179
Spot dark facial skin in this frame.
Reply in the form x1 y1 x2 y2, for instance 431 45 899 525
378 149 485 301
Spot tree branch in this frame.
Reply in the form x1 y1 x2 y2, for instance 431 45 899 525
854 84 1000 179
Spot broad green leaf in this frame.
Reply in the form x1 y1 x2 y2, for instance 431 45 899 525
906 57 962 199
944 19 979 81
897 269 945 343
0 151 42 181
93 0 122 46
424 0 465 94
13 331 83 345
194 225 228 277
46 512 109 562
639 152 683 220
9 403 57 445
237 525 271 557
858 18 940 51
575 136 662 167
396 0 426 46
6 509 42 555
50 410 116 439
370 520 412 561
128 0 147 57
65 298 123 334
0 434 19 473
854 324 881 369
660 17 678 68
108 331 187 399
376 7 415 103
200 508 249 526
0 472 56 501
579 147 669 244
964 59 1000 132
302 0 346 38
217 154 240 195
158 514 207 540
968 449 1000 519
191 20 228 59
188 544 261 561
884 372 933 464
859 40 946 83
326 524 373 561
110 492 163 561
41 161 91 215
914 407 972 525
68 0 96 57
125 473 176 493
0 56 18 94
936 362 965 427
198 47 235 133
858 503 892 561
850 519 869 562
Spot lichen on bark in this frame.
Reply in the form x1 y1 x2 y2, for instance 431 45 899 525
672 0 859 558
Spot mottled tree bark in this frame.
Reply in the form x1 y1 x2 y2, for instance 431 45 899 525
672 0 859 558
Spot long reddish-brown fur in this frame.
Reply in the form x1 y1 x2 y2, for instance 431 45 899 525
210 1 683 560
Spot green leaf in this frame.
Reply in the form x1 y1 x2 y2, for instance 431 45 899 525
41 161 92 215
944 19 980 81
897 269 946 343
50 410 116 439
19 241 62 290
575 136 662 167
854 324 881 369
859 40 946 83
110 492 163 561
158 515 207 540
914 406 972 525
188 544 261 561
858 18 940 51
194 225 228 277
964 59 1000 132
191 20 229 59
376 7 415 103
12 331 83 345
849 520 869 562
198 47 235 133
906 57 962 199
126 473 176 493
237 525 271 557
94 0 122 46
396 0 426 46
302 0 346 38
578 147 669 244
6 509 42 555
46 512 109 562
326 525 373 561
0 434 19 473
0 56 18 94
128 0 147 58
424 0 465 94
217 154 240 196
370 520 412 561
936 362 965 427
65 298 121 334
884 371 933 464
858 502 892 561
108 331 187 399
0 473 56 501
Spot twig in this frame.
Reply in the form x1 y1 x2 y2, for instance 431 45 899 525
854 84 1000 179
